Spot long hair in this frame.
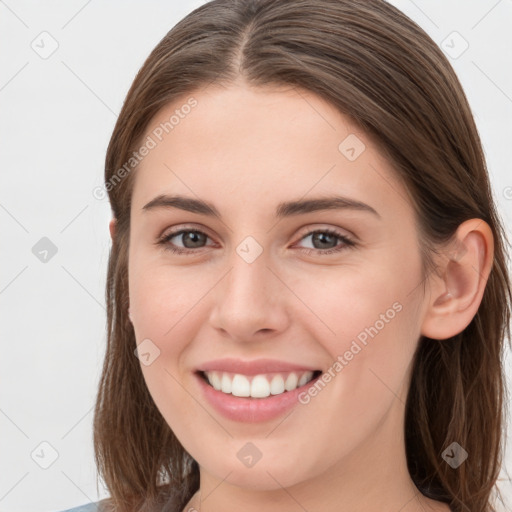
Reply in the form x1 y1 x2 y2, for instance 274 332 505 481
93 1 512 511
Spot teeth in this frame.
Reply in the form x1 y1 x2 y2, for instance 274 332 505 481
251 375 270 398
232 374 251 397
204 370 316 398
298 373 311 386
221 373 232 393
285 373 298 391
209 371 222 391
270 375 285 395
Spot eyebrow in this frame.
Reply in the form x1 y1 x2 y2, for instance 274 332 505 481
142 194 381 219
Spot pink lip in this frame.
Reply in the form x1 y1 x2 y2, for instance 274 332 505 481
194 367 322 424
197 357 320 376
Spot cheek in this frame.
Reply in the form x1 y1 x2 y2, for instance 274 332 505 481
289 262 412 352
290 281 420 469
129 265 202 429
129 257 201 342
290 260 421 413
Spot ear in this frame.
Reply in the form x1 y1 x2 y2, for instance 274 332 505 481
420 219 494 340
109 218 117 240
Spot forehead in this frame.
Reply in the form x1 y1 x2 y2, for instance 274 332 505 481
130 83 412 223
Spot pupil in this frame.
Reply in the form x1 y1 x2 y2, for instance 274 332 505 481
314 233 335 249
184 231 204 248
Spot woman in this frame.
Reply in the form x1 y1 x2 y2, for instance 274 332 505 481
61 0 511 511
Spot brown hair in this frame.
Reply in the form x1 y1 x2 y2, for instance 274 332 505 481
93 1 512 511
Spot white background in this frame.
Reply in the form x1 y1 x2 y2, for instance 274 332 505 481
1 1 511 511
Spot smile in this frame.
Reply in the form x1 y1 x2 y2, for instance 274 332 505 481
200 370 322 398
194 358 324 422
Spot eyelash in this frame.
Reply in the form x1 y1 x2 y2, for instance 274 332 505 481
156 227 356 256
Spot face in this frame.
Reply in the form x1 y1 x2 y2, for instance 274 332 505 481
127 82 430 491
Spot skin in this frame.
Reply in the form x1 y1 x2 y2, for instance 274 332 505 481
109 80 493 512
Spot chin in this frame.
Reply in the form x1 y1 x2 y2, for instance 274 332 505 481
199 453 315 491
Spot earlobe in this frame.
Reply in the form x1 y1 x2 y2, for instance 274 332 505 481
109 218 117 240
420 219 494 340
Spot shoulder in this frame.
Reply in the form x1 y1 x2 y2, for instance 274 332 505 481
56 501 106 512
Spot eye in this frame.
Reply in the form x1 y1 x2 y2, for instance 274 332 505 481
294 228 356 256
156 228 215 254
156 227 356 256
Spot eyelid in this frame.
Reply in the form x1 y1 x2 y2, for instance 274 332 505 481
295 223 354 240
157 222 214 240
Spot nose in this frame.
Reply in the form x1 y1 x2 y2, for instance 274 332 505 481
208 248 290 342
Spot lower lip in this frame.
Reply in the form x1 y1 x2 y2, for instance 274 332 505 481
195 372 321 423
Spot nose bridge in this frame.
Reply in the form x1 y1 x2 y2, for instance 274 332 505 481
225 236 274 308
209 235 288 338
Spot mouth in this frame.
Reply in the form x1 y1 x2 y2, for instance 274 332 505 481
196 369 323 399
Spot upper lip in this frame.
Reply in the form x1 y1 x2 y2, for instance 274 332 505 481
197 358 320 376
